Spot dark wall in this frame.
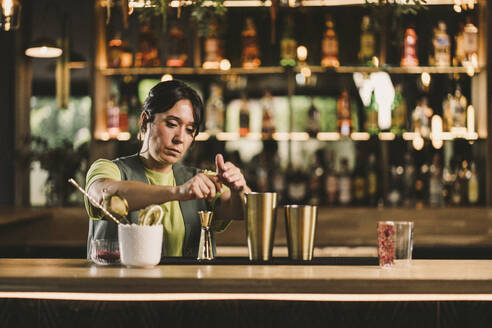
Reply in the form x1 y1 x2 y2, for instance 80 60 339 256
0 31 16 205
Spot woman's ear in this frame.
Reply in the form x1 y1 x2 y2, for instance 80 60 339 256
140 111 149 132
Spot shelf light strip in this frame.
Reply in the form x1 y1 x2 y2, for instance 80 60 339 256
2 292 492 302
166 0 460 7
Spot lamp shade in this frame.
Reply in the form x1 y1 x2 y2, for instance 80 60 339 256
25 38 63 58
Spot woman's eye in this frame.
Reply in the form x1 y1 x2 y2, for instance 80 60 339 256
166 121 177 128
186 128 195 135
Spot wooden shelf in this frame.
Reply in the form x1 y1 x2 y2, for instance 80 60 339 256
100 66 285 76
191 131 484 142
100 65 482 76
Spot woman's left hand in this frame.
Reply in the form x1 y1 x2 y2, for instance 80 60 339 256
215 154 248 192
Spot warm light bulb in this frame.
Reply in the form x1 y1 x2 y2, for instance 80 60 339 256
421 72 431 87
297 46 308 62
219 59 231 71
431 115 443 149
412 133 424 151
301 66 311 78
161 74 173 82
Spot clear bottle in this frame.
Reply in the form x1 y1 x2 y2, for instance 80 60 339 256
337 89 352 137
429 154 444 207
464 18 478 64
280 15 297 67
401 26 419 67
261 91 276 137
454 23 465 66
324 151 338 206
166 22 187 67
433 21 451 67
321 14 339 68
359 15 376 65
107 94 120 138
241 17 261 68
338 158 352 206
412 97 433 138
205 84 225 133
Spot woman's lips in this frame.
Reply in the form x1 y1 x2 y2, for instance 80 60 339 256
164 147 181 156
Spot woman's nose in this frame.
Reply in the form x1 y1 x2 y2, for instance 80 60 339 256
172 128 185 144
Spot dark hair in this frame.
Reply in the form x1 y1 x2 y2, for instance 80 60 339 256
141 80 204 137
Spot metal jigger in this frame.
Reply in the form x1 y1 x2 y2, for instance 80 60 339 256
197 211 214 261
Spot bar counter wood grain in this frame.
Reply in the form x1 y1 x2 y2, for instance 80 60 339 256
2 259 492 301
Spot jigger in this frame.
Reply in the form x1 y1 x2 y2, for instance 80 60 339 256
197 211 214 261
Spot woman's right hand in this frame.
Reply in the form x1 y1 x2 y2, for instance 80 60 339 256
176 173 223 201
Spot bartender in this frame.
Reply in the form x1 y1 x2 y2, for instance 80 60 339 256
85 80 251 257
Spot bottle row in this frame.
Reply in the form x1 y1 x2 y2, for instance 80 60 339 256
105 10 479 70
237 148 481 207
103 79 478 146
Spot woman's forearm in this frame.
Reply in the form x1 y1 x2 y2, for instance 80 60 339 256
88 178 179 211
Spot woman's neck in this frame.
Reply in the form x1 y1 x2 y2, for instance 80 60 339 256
139 151 173 173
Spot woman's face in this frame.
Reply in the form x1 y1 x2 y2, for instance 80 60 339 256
143 99 197 167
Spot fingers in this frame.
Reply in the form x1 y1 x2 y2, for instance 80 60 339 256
188 174 220 200
215 153 226 174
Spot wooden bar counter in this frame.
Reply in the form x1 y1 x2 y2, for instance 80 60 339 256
1 258 492 301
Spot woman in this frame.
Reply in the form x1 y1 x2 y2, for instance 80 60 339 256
85 80 250 258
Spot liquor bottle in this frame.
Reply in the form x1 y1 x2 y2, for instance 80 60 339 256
432 21 451 67
119 96 129 134
108 33 123 68
442 159 454 205
306 98 321 138
352 152 366 205
238 94 250 137
464 18 478 64
280 15 297 67
135 24 160 67
261 92 276 137
271 151 286 205
286 165 308 205
451 158 463 206
401 26 419 67
414 163 428 209
443 84 467 132
365 92 379 135
255 154 269 193
367 153 378 206
391 84 407 135
468 161 479 205
412 97 433 138
128 95 140 138
321 14 339 68
429 154 444 207
205 84 225 133
241 17 261 68
461 160 471 204
403 152 415 207
337 89 352 137
454 23 465 66
338 158 352 206
388 166 403 207
202 19 223 69
107 94 120 138
166 22 187 67
324 151 338 206
359 15 376 65
308 150 325 206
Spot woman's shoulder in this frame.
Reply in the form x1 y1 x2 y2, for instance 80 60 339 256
86 158 121 185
